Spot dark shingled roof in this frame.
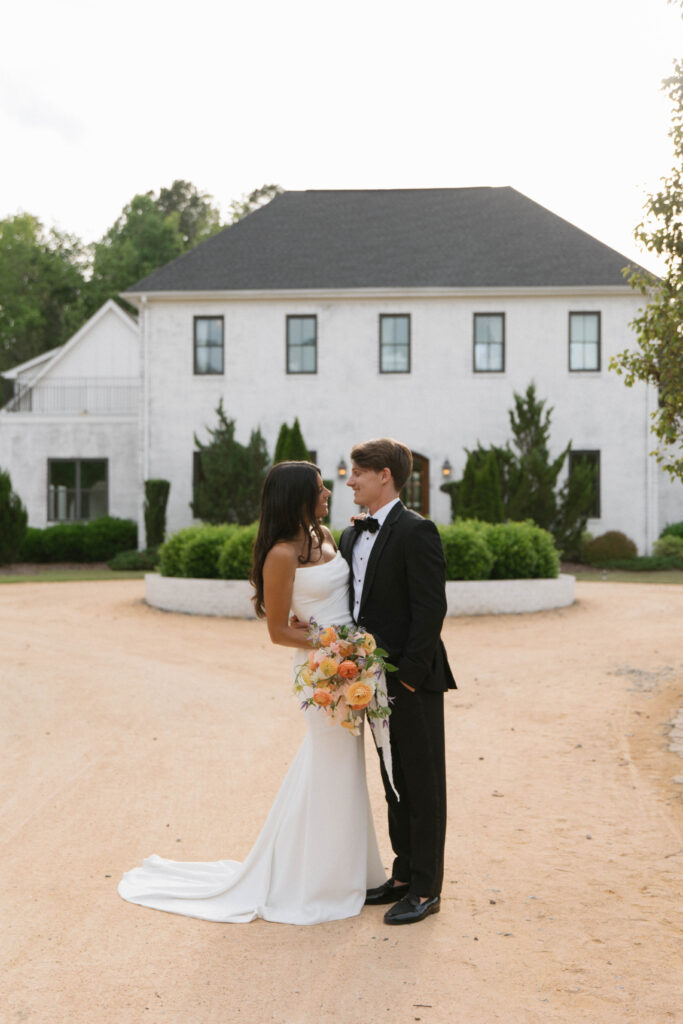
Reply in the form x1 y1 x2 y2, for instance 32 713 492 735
124 187 637 293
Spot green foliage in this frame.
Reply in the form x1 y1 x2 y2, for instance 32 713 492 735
583 531 638 563
273 417 311 463
144 479 171 547
660 520 683 539
456 449 505 522
159 526 204 576
217 524 259 580
182 524 238 579
609 60 683 482
192 400 270 524
437 519 559 580
108 548 160 571
445 384 596 557
653 534 683 558
229 184 283 223
0 468 28 564
155 180 222 249
0 214 86 380
82 517 137 561
437 521 495 580
16 516 137 563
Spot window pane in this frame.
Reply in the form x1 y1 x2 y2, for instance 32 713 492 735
475 315 503 344
569 341 585 370
487 343 503 371
195 318 224 374
582 343 599 371
570 313 599 344
50 461 76 488
80 460 107 489
381 316 409 346
287 317 317 373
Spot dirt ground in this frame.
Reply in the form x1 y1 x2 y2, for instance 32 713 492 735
1 580 682 1024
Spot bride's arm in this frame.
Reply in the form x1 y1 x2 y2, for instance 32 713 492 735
263 545 312 650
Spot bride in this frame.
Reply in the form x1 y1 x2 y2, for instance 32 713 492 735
118 461 386 925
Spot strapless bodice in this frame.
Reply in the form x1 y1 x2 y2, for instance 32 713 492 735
290 551 352 629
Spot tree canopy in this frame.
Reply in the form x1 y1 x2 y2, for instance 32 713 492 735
610 54 683 482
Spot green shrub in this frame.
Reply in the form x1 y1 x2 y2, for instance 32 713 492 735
182 524 238 579
158 526 205 576
653 534 683 559
660 521 683 541
40 523 87 561
218 523 259 580
529 523 561 578
144 479 170 547
108 548 160 571
438 521 494 580
583 531 637 564
18 526 46 562
0 468 27 565
82 517 137 561
484 522 539 579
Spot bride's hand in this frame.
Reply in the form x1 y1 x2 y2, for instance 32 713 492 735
289 615 310 636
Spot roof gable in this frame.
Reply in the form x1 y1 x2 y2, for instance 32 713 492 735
123 187 640 294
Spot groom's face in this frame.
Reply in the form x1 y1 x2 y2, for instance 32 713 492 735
347 462 388 509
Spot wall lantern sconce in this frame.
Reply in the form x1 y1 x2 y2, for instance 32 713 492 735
441 459 453 479
337 459 348 478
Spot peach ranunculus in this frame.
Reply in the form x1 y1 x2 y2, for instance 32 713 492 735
308 648 326 670
299 666 316 687
337 639 356 658
341 719 359 733
319 626 338 647
358 633 377 654
312 688 333 707
317 656 341 680
346 680 374 709
338 659 359 680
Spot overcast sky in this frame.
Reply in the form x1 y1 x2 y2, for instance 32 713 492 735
2 0 681 275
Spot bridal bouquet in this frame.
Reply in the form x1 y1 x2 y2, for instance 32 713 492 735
293 621 396 737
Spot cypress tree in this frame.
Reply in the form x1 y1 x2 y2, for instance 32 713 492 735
0 467 28 564
273 422 291 464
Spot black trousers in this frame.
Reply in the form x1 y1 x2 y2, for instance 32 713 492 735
377 679 447 898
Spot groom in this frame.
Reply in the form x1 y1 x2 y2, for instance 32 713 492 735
339 438 456 925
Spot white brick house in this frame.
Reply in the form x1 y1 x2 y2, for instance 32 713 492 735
1 188 681 552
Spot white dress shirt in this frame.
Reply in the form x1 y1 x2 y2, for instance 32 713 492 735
351 497 400 622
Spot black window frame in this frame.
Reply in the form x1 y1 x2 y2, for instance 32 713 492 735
47 457 109 522
568 449 601 518
379 314 411 374
473 313 506 373
568 311 601 373
286 315 318 375
193 315 225 376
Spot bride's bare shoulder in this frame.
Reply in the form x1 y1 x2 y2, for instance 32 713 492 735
264 541 299 572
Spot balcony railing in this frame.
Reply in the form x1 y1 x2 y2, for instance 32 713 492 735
4 378 140 415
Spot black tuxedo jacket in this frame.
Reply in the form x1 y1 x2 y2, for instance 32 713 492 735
339 502 456 693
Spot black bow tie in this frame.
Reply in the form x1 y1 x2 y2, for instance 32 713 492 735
354 516 380 534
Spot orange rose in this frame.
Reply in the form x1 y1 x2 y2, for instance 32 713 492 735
338 660 359 680
346 680 374 709
337 639 355 658
312 688 333 707
320 626 339 646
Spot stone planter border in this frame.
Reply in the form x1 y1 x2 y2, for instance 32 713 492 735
145 573 575 619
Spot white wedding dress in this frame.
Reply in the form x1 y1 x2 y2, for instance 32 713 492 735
118 551 386 925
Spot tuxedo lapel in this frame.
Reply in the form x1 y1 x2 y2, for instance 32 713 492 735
358 501 405 616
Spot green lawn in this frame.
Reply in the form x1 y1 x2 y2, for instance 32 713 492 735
570 568 683 585
0 568 147 584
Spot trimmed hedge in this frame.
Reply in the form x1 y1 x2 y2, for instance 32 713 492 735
108 548 160 571
18 517 137 563
157 519 559 581
654 534 683 559
583 531 637 563
592 556 683 571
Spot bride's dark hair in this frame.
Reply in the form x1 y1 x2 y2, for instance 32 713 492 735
250 460 325 618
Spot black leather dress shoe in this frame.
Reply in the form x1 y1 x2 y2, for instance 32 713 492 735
384 893 441 925
365 879 410 905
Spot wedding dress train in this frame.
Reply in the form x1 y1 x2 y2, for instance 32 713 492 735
118 551 386 925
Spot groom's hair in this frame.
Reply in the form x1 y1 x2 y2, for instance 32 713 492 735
350 438 413 491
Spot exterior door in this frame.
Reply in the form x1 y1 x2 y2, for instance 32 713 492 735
401 451 429 517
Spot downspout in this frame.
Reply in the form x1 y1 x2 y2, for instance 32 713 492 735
140 295 150 549
645 379 659 555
